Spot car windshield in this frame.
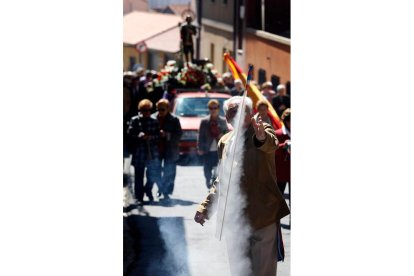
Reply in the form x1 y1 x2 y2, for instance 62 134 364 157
174 97 227 117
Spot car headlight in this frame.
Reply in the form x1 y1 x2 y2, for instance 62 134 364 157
181 130 198 141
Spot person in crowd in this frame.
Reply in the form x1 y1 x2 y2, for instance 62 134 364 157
275 108 291 200
147 71 164 112
180 15 197 65
197 99 229 190
272 84 291 117
123 86 134 190
125 70 149 118
150 99 183 199
204 63 218 87
135 67 145 80
194 96 290 276
139 70 153 94
162 84 177 110
230 79 245 96
123 86 133 154
253 99 273 126
123 72 140 117
260 81 276 102
127 99 161 205
214 77 226 90
222 72 235 91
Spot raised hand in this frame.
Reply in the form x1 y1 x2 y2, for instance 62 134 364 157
251 116 266 141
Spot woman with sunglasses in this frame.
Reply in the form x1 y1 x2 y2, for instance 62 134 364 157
150 99 183 200
197 99 229 190
127 99 161 205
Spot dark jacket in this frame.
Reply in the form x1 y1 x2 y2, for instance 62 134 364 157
151 112 183 161
197 115 229 153
127 115 160 165
272 95 290 117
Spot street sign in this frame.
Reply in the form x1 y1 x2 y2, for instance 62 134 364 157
136 41 147 53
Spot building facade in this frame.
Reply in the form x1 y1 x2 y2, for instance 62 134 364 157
123 11 183 72
200 0 290 89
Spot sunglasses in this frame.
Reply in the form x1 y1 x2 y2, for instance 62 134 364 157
158 108 167 112
140 109 151 113
209 106 219 110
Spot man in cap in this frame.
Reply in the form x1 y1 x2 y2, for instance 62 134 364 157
272 84 290 117
230 79 245 96
260 81 276 101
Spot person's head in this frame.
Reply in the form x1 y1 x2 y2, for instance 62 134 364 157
207 99 220 118
145 70 153 81
255 99 269 118
135 67 144 77
261 81 273 91
222 72 234 85
216 77 224 87
186 15 193 23
156 99 170 117
123 72 136 88
277 84 286 96
138 99 153 118
281 108 291 129
223 96 253 127
234 79 243 91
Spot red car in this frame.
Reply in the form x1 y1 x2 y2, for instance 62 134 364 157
172 91 231 164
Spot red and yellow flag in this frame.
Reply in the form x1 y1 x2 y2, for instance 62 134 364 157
223 53 283 129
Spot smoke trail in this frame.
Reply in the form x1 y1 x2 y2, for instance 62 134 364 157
157 218 190 276
216 101 253 276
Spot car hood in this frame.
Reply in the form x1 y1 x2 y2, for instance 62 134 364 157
178 116 202 131
178 116 233 131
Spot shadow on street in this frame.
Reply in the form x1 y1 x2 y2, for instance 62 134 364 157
150 198 197 207
124 215 191 276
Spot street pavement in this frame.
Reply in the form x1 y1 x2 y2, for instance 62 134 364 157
124 165 290 276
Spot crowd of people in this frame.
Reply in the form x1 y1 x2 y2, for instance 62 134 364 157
123 59 291 276
123 60 291 206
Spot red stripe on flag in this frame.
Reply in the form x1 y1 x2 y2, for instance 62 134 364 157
223 52 284 130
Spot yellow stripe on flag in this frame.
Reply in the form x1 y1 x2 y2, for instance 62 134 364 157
223 53 283 129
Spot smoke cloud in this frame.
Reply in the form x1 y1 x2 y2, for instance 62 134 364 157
215 98 253 276
157 218 190 276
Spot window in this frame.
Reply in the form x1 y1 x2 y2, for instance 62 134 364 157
265 0 290 38
210 43 215 65
246 0 290 38
148 51 161 70
271 75 280 90
258 69 266 85
246 0 262 30
164 53 175 64
129 56 136 71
